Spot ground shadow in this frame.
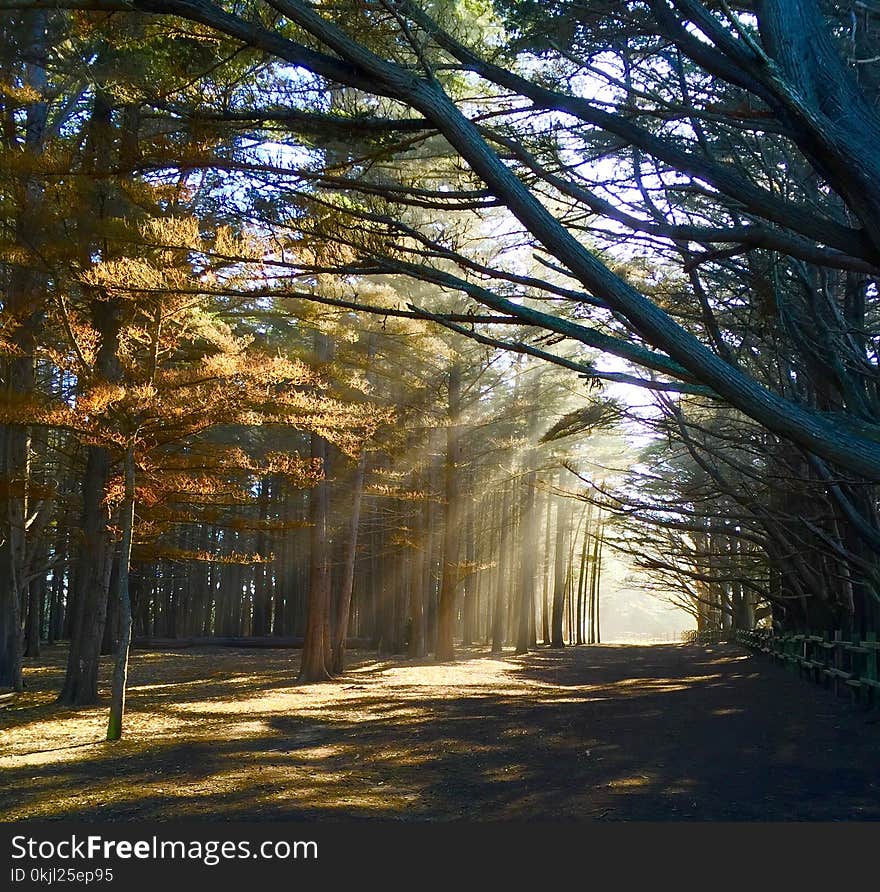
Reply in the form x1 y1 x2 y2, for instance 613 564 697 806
2 643 879 820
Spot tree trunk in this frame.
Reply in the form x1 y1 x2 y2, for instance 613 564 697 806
461 481 477 647
515 443 539 655
298 332 333 683
107 445 135 741
541 489 552 645
58 298 122 705
0 12 48 691
59 439 116 705
330 450 366 674
550 492 571 648
408 476 428 659
436 362 461 662
58 91 121 706
253 478 270 637
590 517 604 644
23 576 44 659
576 501 593 646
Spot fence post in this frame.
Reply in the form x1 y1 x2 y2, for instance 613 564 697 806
822 631 831 687
747 627 879 709
833 630 843 697
867 632 878 710
851 631 861 706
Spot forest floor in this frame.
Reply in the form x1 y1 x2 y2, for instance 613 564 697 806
2 642 880 821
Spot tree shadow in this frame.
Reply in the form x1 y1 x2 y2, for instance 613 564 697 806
3 643 880 821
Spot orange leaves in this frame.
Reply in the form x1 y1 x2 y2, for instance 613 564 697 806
0 80 43 104
264 452 324 483
136 547 274 565
147 446 322 483
0 334 27 358
365 481 432 501
0 392 73 431
195 350 315 391
83 257 194 295
76 383 127 417
114 444 326 546
138 216 202 250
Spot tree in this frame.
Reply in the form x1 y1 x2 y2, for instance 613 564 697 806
6 0 880 672
19 0 878 477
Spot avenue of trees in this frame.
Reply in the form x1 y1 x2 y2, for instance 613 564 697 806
3 0 880 733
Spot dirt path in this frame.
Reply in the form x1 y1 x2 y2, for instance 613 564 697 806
2 643 879 820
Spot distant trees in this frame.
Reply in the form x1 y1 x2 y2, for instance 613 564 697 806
160 0 880 637
39 0 874 637
4 0 880 720
0 11 387 704
30 0 877 473
0 6 605 718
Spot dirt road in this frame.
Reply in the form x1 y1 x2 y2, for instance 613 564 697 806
2 643 879 820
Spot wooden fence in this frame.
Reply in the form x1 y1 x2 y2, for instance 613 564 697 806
737 628 880 706
681 629 731 645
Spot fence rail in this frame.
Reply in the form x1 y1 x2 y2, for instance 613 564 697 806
737 628 880 706
681 629 732 645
